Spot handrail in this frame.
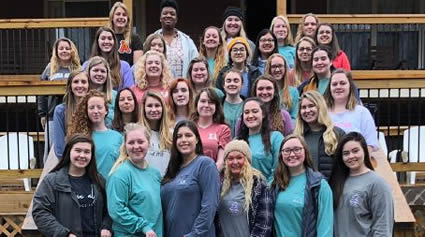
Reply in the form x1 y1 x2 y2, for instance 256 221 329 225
0 17 108 29
287 14 425 24
352 71 425 89
0 81 66 96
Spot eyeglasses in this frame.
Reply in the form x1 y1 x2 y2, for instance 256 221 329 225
271 64 285 70
281 147 304 156
259 38 274 43
298 47 312 52
231 48 246 54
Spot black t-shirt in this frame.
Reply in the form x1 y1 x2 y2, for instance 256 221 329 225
69 174 96 237
116 32 143 66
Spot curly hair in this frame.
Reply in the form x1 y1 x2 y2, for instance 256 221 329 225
251 75 286 134
294 91 339 155
269 15 294 46
69 90 109 138
108 2 132 46
133 50 173 90
295 13 320 42
199 26 227 82
49 37 81 77
167 78 194 123
264 53 293 110
191 88 226 124
91 27 122 89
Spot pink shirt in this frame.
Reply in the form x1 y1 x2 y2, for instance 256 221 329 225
197 123 231 162
131 84 169 105
332 50 351 71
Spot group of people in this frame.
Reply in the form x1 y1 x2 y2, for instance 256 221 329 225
32 0 394 236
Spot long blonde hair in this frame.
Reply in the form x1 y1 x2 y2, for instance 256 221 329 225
294 91 338 155
264 53 293 110
221 149 264 212
139 91 173 151
109 123 150 175
295 13 320 42
294 37 316 86
199 26 227 82
269 15 294 46
108 2 132 46
49 38 81 77
86 56 114 103
134 50 173 90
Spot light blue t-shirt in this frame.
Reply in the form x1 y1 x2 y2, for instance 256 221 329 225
223 100 244 137
107 160 163 236
240 71 250 98
278 45 296 69
279 86 299 122
248 131 284 182
318 78 330 95
105 90 117 128
92 129 123 179
274 172 333 237
208 58 215 79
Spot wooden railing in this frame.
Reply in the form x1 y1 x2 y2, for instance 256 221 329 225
0 18 108 29
287 14 425 24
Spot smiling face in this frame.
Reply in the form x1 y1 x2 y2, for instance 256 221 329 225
256 79 275 103
226 151 246 178
144 96 162 122
297 40 313 62
230 43 247 64
160 7 177 29
203 28 220 50
172 81 190 107
281 138 305 169
57 40 72 62
243 100 263 132
118 90 135 114
270 56 286 81
125 129 149 164
98 31 114 53
303 16 318 37
89 63 107 86
330 73 350 102
197 91 216 118
342 140 367 174
224 71 242 96
272 18 288 41
191 62 208 85
312 49 331 77
259 33 275 58
87 96 107 125
176 126 198 157
224 16 242 37
150 38 165 54
112 7 128 30
145 54 162 78
300 98 319 125
317 25 333 45
69 142 92 172
71 73 89 99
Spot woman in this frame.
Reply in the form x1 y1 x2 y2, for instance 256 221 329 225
216 37 262 98
315 23 351 71
108 2 143 66
217 139 273 237
298 46 333 95
270 15 296 69
324 69 378 151
111 88 139 132
290 36 316 86
192 88 231 170
265 53 299 120
187 57 224 99
143 33 167 56
86 56 116 127
237 97 284 182
294 91 345 179
69 90 123 178
87 26 134 90
222 69 244 137
107 123 163 236
33 134 112 237
139 91 173 176
251 29 279 74
199 26 227 81
329 132 393 236
168 78 194 124
132 50 172 105
161 120 220 237
295 13 320 42
38 37 81 162
53 70 89 159
220 6 255 56
250 75 294 136
272 134 333 237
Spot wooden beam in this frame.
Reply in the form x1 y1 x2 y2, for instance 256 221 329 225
123 0 133 20
0 81 66 96
0 191 34 214
0 170 42 179
391 163 425 172
0 75 40 82
276 0 287 16
352 70 425 89
287 14 425 24
0 18 108 29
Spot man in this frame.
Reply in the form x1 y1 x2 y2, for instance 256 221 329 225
155 0 198 78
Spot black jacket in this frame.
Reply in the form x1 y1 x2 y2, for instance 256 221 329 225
215 64 262 97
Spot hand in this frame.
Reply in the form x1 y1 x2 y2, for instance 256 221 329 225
100 229 112 237
40 117 46 130
68 233 77 237
145 230 157 237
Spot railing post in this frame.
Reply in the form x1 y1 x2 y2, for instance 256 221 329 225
123 0 133 19
276 0 287 16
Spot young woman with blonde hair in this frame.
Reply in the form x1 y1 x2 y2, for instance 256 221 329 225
289 36 316 86
217 139 273 237
143 33 167 57
199 26 227 81
132 50 172 105
107 123 163 236
294 90 345 178
139 91 173 176
108 2 143 65
294 13 320 42
270 15 296 68
167 78 194 124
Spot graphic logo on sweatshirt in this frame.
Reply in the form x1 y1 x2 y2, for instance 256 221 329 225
349 193 361 207
119 40 132 54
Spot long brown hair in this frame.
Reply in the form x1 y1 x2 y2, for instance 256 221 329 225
167 78 194 123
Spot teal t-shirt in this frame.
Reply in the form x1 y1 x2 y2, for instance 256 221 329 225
92 129 123 179
106 90 117 128
279 86 299 122
318 78 330 95
274 172 333 237
213 87 225 100
248 131 284 182
278 45 296 69
208 58 215 79
223 100 243 137
107 160 163 236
